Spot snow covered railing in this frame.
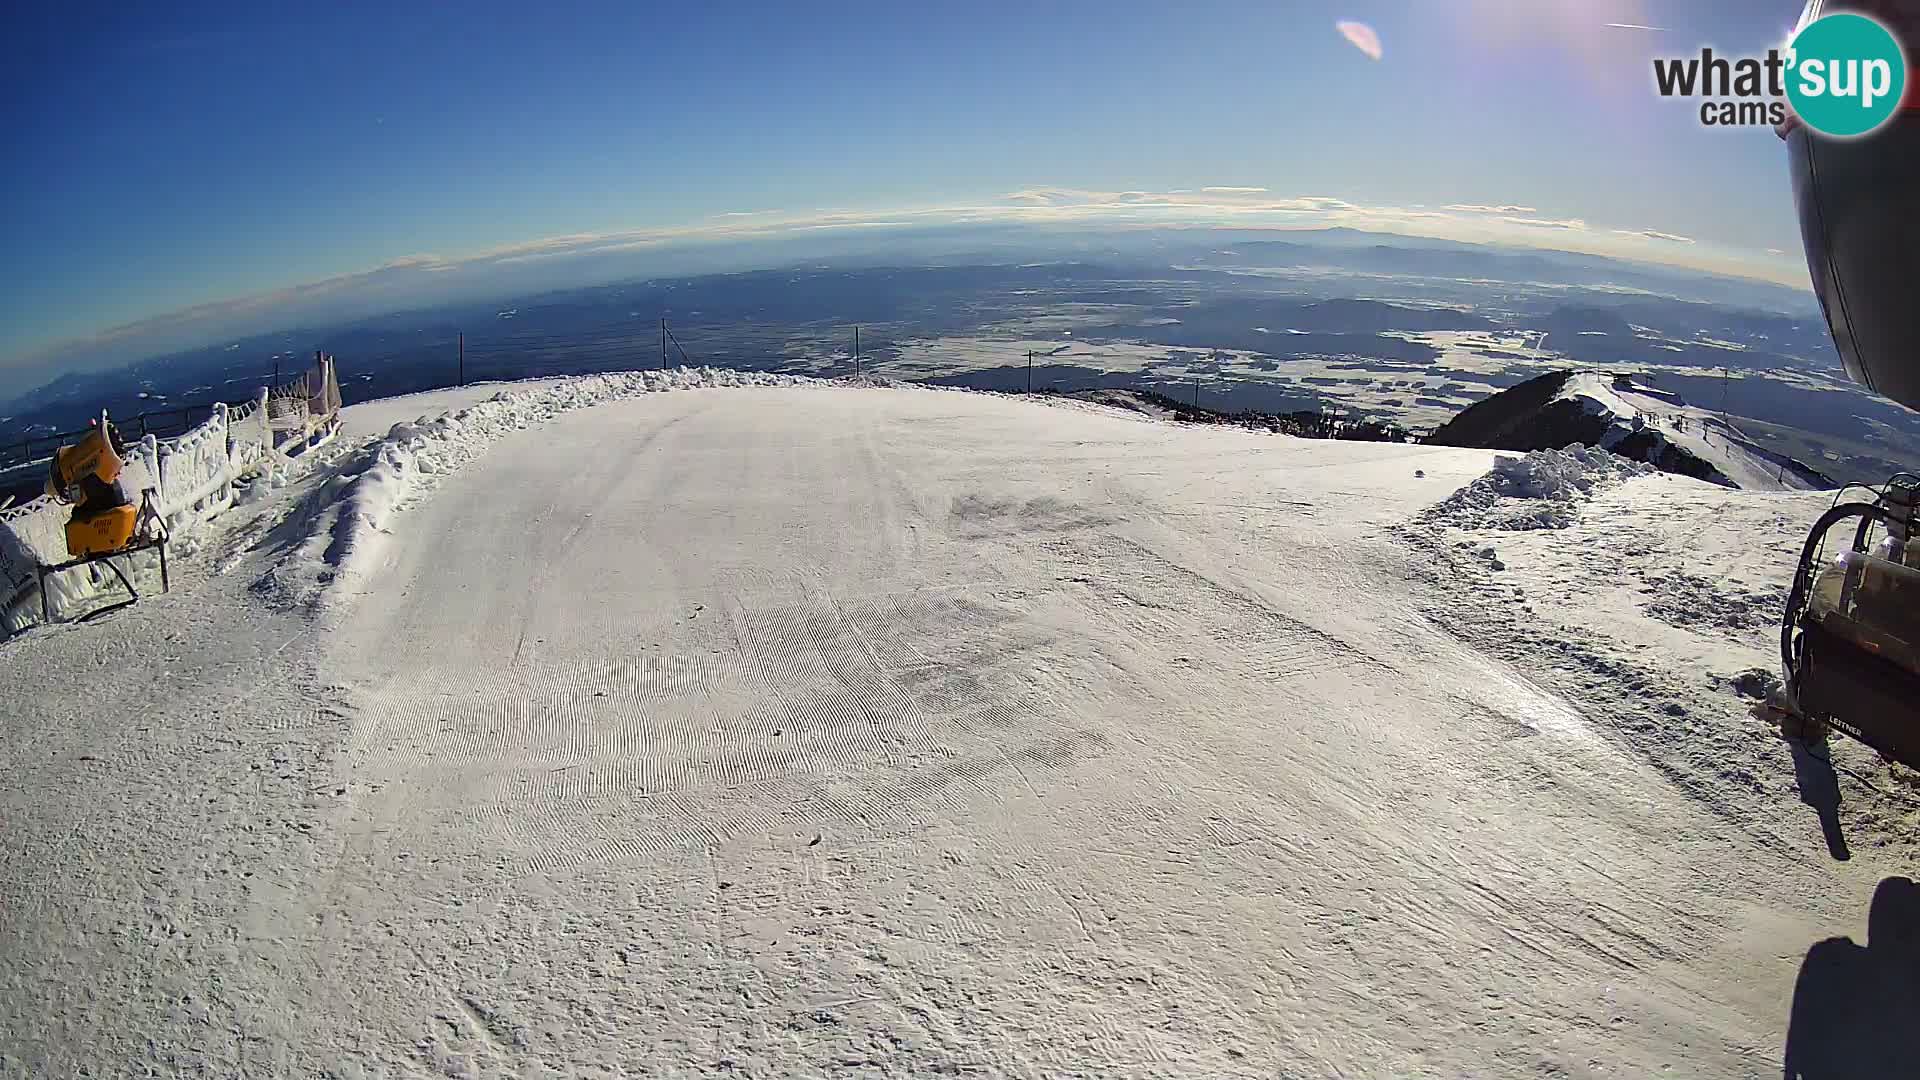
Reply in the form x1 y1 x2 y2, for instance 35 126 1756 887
0 497 65 618
227 389 274 468
156 406 233 531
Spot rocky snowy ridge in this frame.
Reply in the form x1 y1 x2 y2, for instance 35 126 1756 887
1429 369 1831 491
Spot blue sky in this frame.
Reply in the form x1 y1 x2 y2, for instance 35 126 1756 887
1 0 1811 384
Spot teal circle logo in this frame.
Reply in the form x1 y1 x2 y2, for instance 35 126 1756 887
1786 12 1907 137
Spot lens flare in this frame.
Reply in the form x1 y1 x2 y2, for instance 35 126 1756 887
1336 20 1383 61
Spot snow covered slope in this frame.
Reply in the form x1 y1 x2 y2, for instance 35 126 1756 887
1430 370 1832 491
1 378 1912 1078
1555 372 1831 491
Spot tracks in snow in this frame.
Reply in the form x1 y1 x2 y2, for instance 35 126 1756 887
285 388 1852 1077
346 574 1114 873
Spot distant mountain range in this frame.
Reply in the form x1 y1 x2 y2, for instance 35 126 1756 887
1186 229 1816 313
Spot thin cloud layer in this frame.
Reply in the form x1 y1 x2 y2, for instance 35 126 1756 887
1614 228 1695 244
1502 215 1590 231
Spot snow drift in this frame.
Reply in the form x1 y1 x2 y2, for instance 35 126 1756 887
1425 443 1654 530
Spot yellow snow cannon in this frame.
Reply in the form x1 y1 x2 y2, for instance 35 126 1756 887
33 414 169 623
45 418 138 557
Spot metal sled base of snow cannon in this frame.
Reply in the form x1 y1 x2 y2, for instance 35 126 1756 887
36 534 169 624
1781 474 1920 769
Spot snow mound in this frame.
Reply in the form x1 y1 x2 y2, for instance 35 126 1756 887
1425 444 1654 531
831 374 916 390
253 368 810 611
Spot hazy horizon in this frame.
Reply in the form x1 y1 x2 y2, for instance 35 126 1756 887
3 1 1820 390
0 214 1816 403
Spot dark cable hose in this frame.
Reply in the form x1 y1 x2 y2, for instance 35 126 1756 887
1782 501 1890 691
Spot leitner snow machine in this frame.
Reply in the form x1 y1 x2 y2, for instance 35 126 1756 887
1777 0 1920 766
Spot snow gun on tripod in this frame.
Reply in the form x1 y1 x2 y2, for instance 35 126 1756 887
38 412 168 621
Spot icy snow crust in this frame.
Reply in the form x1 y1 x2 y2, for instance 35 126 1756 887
1 374 1911 1078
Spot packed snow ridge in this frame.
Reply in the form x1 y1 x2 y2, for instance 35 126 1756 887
252 367 812 610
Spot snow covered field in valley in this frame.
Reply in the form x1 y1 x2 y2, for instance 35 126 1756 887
2 375 1914 1077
